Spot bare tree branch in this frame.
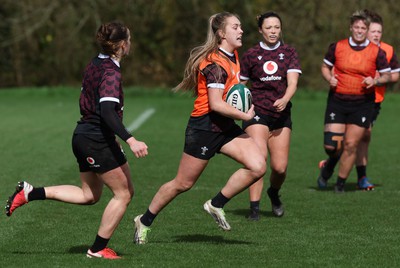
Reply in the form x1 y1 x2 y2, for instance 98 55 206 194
0 1 59 48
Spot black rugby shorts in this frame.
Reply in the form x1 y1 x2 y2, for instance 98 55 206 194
370 102 381 126
242 113 292 131
324 99 374 128
72 133 127 173
184 124 245 160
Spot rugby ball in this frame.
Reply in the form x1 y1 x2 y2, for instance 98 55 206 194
225 84 252 113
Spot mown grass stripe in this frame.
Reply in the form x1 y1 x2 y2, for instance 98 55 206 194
127 108 156 132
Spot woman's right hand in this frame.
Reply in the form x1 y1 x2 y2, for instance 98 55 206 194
243 104 255 121
329 74 338 87
126 137 148 158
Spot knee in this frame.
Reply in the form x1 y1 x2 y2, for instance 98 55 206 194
343 140 358 154
251 161 267 179
124 188 134 204
83 196 100 205
112 190 133 207
122 188 134 203
175 180 195 193
324 132 344 156
271 166 286 178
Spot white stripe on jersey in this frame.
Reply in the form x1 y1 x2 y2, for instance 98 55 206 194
100 97 120 103
240 75 250 81
287 69 302 74
208 83 225 89
323 59 334 67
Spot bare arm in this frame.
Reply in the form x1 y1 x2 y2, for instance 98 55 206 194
273 72 299 112
367 71 391 88
390 72 399 83
321 63 337 87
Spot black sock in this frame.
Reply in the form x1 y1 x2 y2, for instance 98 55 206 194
322 156 340 178
336 176 347 187
90 235 109 253
27 187 46 201
250 201 260 211
267 187 282 205
356 165 367 180
267 186 279 195
211 192 230 208
140 209 157 227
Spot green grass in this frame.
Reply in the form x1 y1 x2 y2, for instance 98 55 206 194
1 87 400 267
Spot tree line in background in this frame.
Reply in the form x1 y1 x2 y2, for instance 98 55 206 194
1 0 399 91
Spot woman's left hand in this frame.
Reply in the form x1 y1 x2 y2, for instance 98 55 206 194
362 76 375 89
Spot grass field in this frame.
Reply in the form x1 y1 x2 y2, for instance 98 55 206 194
0 87 399 267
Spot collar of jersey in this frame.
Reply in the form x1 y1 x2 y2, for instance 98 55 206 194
98 53 120 68
348 37 370 47
260 41 281 51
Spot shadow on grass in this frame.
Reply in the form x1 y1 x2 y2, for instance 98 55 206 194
310 182 381 192
68 245 91 254
11 245 90 255
172 234 253 244
229 208 275 218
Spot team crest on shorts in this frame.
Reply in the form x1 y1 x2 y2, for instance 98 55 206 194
201 146 209 156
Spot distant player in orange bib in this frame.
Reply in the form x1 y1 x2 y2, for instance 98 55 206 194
354 9 400 186
133 12 266 245
317 10 391 193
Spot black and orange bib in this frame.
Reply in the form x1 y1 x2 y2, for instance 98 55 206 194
192 50 240 117
375 42 393 102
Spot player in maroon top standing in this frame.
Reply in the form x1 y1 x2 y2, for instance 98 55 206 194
5 22 148 259
240 12 301 220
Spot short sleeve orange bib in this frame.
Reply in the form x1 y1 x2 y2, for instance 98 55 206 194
191 50 240 117
334 39 379 95
375 42 393 103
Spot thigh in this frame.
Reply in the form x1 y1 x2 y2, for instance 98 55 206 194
174 153 209 186
79 171 104 201
268 127 291 169
244 124 269 159
220 133 264 170
97 163 133 195
344 124 366 145
324 123 346 133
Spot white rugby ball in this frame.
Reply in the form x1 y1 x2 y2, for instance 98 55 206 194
225 84 252 113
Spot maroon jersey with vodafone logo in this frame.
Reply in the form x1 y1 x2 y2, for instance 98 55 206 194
240 42 301 118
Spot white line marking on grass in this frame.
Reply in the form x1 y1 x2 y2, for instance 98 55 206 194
127 108 156 132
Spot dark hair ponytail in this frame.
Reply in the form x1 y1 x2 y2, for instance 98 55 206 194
96 21 129 56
